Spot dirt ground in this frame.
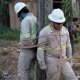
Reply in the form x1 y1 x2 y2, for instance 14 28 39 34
0 40 19 80
0 40 80 80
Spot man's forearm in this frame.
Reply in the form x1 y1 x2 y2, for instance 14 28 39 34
37 47 47 70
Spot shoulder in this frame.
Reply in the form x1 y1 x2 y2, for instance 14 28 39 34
63 26 68 31
26 14 37 22
22 14 37 23
62 26 69 34
40 25 50 34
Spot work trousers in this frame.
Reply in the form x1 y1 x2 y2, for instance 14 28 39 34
46 57 78 80
17 49 36 80
71 40 75 56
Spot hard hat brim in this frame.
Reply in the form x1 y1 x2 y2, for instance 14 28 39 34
48 14 66 23
14 2 27 14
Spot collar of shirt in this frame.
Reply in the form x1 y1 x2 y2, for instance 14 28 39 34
49 24 62 34
19 13 32 22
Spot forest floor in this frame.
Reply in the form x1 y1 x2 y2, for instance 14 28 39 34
0 40 80 80
0 40 19 80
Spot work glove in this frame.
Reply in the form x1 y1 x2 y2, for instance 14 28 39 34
39 61 47 70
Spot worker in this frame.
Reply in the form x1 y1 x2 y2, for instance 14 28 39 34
68 17 80 55
14 2 37 80
37 8 78 80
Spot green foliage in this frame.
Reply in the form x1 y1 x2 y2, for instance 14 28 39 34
62 0 72 27
0 26 20 40
76 33 80 43
72 0 80 19
0 0 11 26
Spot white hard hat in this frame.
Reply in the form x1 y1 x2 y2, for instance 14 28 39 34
48 8 66 23
14 2 28 14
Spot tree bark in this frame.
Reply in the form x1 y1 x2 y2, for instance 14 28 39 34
36 0 53 80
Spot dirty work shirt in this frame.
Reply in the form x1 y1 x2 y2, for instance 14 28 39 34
20 13 37 47
37 25 78 80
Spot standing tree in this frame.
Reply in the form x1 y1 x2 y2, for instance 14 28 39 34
0 0 10 27
36 0 53 80
62 0 73 27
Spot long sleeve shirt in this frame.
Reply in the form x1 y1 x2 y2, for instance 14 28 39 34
37 24 72 69
20 14 37 47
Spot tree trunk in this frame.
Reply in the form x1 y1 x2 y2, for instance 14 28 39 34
36 0 53 80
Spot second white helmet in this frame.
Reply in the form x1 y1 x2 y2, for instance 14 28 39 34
48 8 66 23
14 2 28 14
